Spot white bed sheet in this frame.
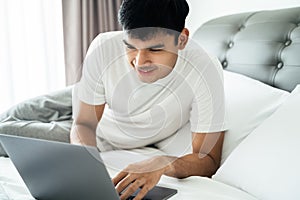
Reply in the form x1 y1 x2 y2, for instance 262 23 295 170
0 149 258 200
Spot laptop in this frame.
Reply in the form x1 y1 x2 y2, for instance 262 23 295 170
0 134 177 200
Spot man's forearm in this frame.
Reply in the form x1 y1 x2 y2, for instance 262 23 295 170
70 124 97 147
159 153 218 179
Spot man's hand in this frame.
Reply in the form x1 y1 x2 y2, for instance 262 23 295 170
112 156 174 200
112 131 224 199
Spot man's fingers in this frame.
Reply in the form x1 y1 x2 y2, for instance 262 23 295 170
133 184 153 200
115 174 136 194
120 178 146 200
112 171 128 186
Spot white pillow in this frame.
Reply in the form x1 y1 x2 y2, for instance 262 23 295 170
155 71 289 162
221 71 289 163
213 85 300 200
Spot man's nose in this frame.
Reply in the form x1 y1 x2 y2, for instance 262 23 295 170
135 50 150 66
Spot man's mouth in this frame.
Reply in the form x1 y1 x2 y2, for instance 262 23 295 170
137 66 158 73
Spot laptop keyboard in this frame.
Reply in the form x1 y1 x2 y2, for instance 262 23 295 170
127 196 150 200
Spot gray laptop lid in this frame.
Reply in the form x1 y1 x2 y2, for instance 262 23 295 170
0 134 120 200
0 134 177 200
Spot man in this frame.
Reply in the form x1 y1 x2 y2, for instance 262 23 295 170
71 0 227 199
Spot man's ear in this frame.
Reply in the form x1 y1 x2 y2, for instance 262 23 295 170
178 28 189 50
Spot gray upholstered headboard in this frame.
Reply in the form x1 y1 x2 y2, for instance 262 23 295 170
192 6 300 92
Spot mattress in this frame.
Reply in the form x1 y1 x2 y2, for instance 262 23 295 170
0 148 258 200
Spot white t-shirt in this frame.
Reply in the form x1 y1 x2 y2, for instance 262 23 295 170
75 31 226 151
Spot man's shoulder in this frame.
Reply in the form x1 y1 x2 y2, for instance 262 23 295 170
86 31 124 58
181 41 222 72
181 41 210 59
93 31 124 44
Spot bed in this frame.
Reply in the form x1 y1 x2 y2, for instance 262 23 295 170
1 6 300 200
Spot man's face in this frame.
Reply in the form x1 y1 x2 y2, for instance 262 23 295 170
123 32 179 83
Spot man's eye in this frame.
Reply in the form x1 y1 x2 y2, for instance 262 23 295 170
126 46 136 50
149 48 163 52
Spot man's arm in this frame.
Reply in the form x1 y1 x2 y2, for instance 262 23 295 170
163 131 225 178
113 131 225 200
70 101 105 147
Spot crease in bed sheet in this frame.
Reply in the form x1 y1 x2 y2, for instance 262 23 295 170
0 183 10 200
0 157 35 200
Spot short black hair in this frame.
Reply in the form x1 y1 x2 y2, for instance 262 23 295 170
118 0 189 42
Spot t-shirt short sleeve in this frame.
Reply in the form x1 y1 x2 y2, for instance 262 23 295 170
76 34 106 105
189 55 227 133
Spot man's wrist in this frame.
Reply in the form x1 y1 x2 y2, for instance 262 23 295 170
154 156 177 175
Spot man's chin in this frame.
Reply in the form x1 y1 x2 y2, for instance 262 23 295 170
138 77 157 84
135 70 158 83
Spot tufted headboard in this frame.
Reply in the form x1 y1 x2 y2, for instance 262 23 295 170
192 6 300 92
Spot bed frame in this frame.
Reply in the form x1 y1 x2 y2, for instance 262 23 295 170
193 7 300 92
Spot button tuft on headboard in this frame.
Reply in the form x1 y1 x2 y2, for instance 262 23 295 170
277 62 284 69
222 60 228 68
239 25 246 31
284 40 292 46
